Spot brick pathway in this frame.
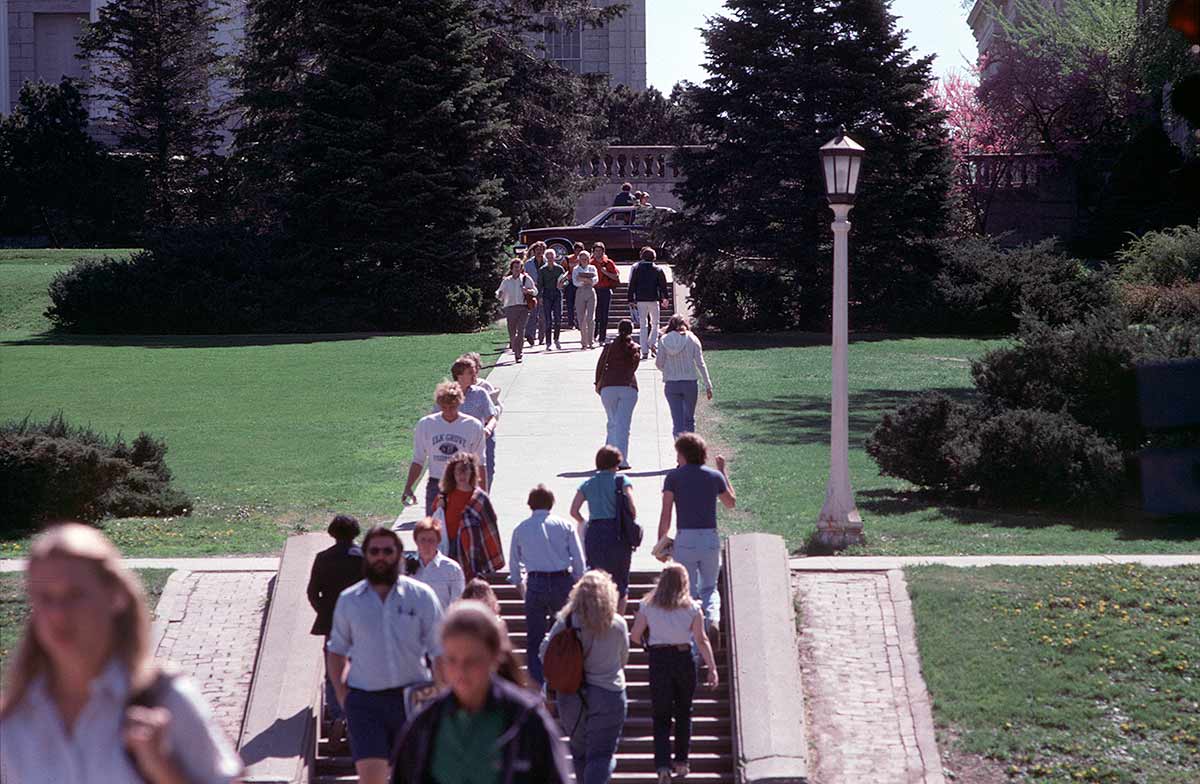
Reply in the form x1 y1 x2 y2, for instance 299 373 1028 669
794 570 944 784
153 571 273 745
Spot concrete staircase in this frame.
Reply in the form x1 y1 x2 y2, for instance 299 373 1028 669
599 263 678 332
312 570 735 783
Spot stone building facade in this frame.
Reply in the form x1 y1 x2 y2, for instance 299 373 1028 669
3 0 645 117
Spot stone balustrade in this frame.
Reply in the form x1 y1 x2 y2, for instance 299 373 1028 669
579 145 704 180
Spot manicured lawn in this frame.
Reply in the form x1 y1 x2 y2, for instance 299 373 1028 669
0 249 137 334
702 333 1199 555
0 569 172 674
907 565 1200 783
0 249 506 556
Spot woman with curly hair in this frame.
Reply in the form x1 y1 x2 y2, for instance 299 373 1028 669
539 570 629 784
433 452 504 581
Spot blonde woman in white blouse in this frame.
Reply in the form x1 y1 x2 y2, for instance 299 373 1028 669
0 523 241 784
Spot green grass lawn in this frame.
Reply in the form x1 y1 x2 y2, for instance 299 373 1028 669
1 248 505 557
0 249 137 334
907 565 1200 783
702 334 1199 555
0 569 172 674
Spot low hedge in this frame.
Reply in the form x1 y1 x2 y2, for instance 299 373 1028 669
0 414 190 532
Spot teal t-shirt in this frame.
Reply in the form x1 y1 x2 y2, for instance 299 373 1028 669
578 471 630 520
430 706 505 784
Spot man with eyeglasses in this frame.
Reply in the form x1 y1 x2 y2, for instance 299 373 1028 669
326 526 444 784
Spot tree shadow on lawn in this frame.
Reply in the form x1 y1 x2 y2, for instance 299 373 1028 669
716 387 974 446
1 332 513 351
857 488 1200 543
701 330 1003 352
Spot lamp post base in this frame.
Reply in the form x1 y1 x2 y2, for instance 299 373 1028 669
814 508 865 551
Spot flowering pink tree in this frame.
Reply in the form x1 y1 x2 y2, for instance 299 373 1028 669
929 69 1020 234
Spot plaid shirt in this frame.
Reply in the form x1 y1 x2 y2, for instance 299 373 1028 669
444 488 505 581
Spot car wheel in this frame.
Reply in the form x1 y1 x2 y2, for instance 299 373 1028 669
547 240 572 261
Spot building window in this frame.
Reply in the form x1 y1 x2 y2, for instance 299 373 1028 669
543 16 582 73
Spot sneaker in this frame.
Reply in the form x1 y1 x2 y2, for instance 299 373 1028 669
671 762 690 779
546 343 553 351
516 356 523 363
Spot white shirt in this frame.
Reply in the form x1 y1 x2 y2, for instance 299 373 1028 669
638 600 702 646
0 661 241 784
414 551 466 609
326 577 444 691
412 412 485 480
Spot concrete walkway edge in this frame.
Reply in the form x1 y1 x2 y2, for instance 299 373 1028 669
886 570 945 784
790 554 1200 571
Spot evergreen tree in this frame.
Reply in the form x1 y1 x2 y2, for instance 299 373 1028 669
79 0 229 227
234 0 511 329
601 84 707 146
667 0 953 330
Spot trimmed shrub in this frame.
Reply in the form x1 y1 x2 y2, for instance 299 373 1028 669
865 393 978 489
932 236 1113 334
956 409 1125 507
44 226 502 334
0 414 190 532
1116 222 1200 286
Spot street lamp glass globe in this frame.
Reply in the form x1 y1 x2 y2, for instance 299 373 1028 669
819 128 866 205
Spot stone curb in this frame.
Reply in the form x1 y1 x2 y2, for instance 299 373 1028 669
150 569 194 657
726 533 809 783
238 533 325 783
789 554 1200 572
0 557 280 573
886 569 946 784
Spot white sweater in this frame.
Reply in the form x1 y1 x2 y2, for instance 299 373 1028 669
495 274 536 308
655 330 713 390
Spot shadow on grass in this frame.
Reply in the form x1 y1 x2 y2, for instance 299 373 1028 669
857 488 1200 543
701 330 1004 352
715 387 974 446
2 332 512 351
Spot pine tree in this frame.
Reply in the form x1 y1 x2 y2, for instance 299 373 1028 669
668 0 953 330
79 0 229 227
234 0 511 329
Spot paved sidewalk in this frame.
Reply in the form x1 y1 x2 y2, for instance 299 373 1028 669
151 570 273 745
791 554 1200 571
0 556 279 572
393 326 681 571
795 570 944 784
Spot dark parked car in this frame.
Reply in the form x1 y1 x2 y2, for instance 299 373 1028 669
516 206 675 262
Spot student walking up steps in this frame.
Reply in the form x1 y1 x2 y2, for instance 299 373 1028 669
629 563 720 784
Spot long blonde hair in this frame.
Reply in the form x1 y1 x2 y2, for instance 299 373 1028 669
0 523 155 718
646 563 693 611
558 570 618 634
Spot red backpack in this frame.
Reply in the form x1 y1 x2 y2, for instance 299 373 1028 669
542 615 584 694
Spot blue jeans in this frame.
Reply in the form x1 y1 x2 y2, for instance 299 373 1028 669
524 571 575 685
486 432 496 488
674 528 721 626
424 475 440 516
558 685 628 784
565 283 577 327
595 287 613 342
542 290 562 345
664 380 698 437
599 386 637 462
